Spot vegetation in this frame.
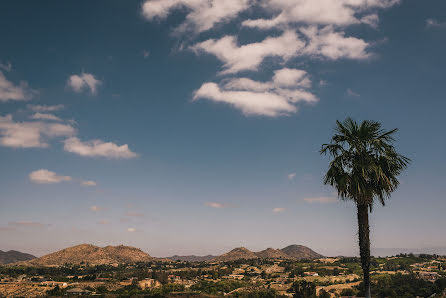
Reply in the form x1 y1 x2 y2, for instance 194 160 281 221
321 118 410 297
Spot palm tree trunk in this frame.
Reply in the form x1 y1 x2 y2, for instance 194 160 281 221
357 203 371 298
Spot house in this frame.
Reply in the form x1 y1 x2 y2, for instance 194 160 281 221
138 279 161 289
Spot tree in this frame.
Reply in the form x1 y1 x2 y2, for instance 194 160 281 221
290 280 316 298
321 118 410 298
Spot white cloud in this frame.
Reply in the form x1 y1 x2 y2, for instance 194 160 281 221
194 68 317 116
67 73 101 95
346 88 360 97
242 0 399 29
63 137 138 159
204 202 225 208
30 113 62 122
29 169 72 184
81 180 97 187
27 104 64 112
300 26 370 60
288 173 296 180
191 30 305 74
0 71 37 102
426 18 446 28
303 196 337 204
0 114 75 148
272 207 285 213
142 0 250 33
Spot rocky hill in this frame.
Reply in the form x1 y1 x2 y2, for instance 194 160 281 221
255 248 293 259
0 250 36 264
212 247 259 262
280 245 324 260
20 244 152 266
168 255 216 262
213 245 323 262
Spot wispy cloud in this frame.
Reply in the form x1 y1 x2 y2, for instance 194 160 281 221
81 180 97 187
29 169 72 184
0 71 38 102
30 113 62 122
272 207 286 213
27 104 64 112
346 88 360 97
0 114 75 148
426 18 446 28
194 68 317 117
63 137 138 159
304 196 337 204
204 202 226 209
288 173 296 180
67 72 101 95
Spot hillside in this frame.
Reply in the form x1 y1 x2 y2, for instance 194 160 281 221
212 247 259 262
255 248 293 259
213 245 323 262
0 250 36 264
168 255 216 262
21 244 152 266
280 245 324 260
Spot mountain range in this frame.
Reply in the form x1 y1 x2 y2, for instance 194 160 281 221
0 250 36 264
19 244 153 266
3 244 323 267
212 245 324 262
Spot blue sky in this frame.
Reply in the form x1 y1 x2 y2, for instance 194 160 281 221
0 0 445 257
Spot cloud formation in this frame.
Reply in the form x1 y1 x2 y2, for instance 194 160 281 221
63 137 138 159
29 169 72 184
204 202 225 208
272 207 285 213
0 71 37 102
27 104 65 112
81 180 97 187
304 196 337 204
142 0 250 33
426 18 446 28
67 73 101 95
0 114 75 148
194 68 317 116
30 113 62 121
192 31 304 74
242 0 399 29
288 173 296 180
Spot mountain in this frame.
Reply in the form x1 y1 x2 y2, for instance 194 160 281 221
212 247 259 262
0 250 36 264
213 245 323 262
255 248 293 259
280 245 324 260
168 255 216 262
20 244 152 266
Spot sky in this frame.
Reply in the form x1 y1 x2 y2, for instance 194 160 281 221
0 0 445 258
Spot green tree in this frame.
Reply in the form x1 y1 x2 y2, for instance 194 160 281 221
321 118 410 298
290 280 316 298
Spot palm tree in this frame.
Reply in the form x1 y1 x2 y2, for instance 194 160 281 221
320 118 410 298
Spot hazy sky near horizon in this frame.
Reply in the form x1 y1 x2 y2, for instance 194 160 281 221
1 0 445 258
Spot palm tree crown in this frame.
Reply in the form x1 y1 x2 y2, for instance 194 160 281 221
321 117 410 209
